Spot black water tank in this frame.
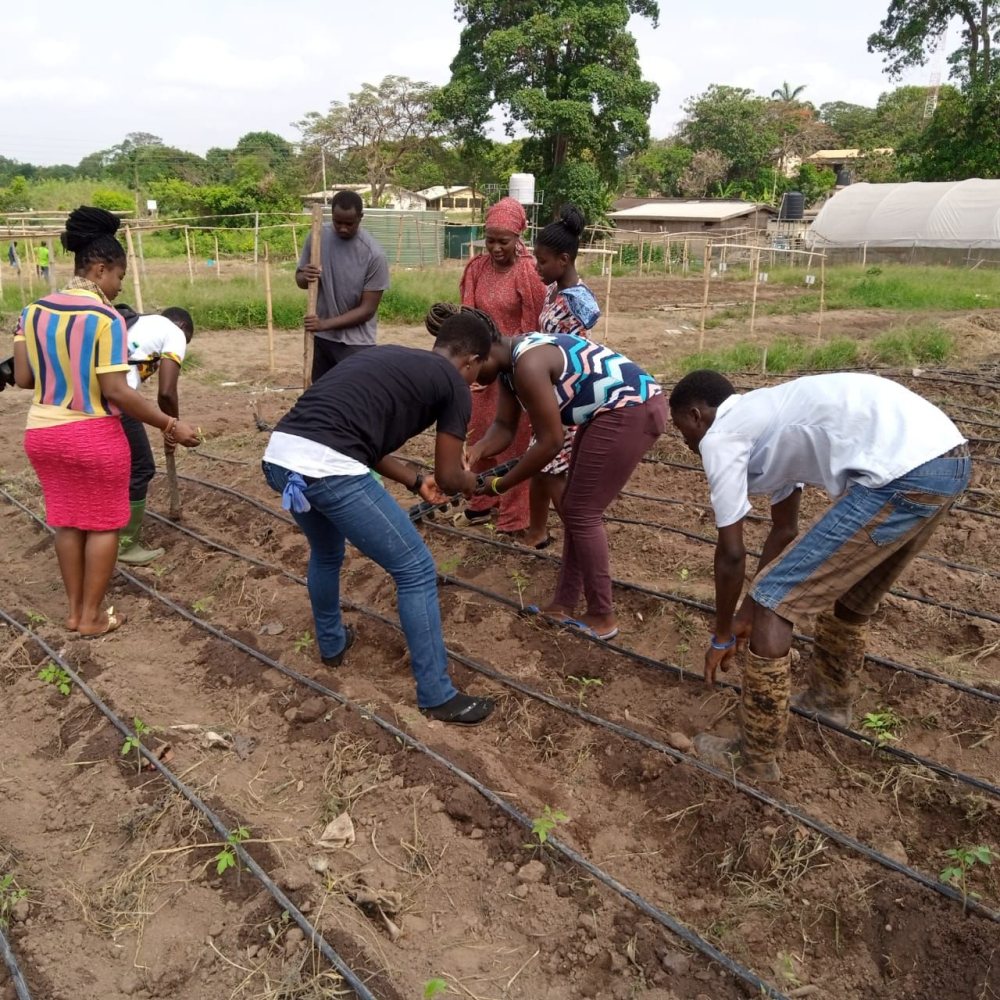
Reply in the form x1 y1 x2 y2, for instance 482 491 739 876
836 168 852 186
779 191 805 220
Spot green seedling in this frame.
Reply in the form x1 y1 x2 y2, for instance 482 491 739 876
526 805 568 849
677 567 690 583
510 569 530 610
38 662 71 697
192 596 214 615
121 717 153 773
940 844 998 909
423 979 449 999
861 708 903 745
566 675 603 708
215 825 251 883
26 610 47 626
437 556 461 576
293 631 315 654
0 874 27 928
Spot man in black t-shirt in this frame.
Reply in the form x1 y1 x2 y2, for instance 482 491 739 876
262 313 496 725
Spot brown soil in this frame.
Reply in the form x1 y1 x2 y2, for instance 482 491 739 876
2 282 1000 1000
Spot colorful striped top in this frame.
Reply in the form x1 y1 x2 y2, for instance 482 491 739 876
538 282 601 337
14 289 130 425
511 333 661 427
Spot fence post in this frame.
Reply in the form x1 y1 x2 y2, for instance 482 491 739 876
817 253 827 343
304 204 323 389
124 226 144 312
264 242 275 374
749 247 761 336
603 254 613 343
184 226 194 285
214 233 221 279
698 241 712 350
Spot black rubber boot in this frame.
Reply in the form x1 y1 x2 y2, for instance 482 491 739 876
422 693 495 726
321 625 356 668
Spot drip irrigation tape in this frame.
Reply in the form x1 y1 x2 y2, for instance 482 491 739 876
131 506 1000 922
605 514 1000 626
0 491 789 998
0 607 375 1000
427 521 1000 708
407 459 520 523
140 475 1000 706
0 925 31 1000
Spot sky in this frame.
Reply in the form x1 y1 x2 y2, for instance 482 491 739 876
0 1 935 167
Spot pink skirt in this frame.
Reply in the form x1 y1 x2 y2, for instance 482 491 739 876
25 417 130 531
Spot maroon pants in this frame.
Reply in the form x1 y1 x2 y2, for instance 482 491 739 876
553 395 667 616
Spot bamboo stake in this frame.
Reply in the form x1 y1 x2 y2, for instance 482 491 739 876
395 221 404 265
817 253 827 343
637 237 644 276
214 233 221 279
26 238 35 296
698 242 712 350
123 226 144 312
16 242 26 303
749 248 761 337
682 239 689 274
603 253 613 342
292 223 299 261
304 205 323 389
184 226 194 285
264 242 275 373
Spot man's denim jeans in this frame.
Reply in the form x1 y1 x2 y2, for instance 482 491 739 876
263 462 457 708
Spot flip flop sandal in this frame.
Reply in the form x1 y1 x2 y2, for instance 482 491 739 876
533 536 556 551
522 607 618 641
79 606 126 639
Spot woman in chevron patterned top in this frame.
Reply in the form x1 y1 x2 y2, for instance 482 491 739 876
469 332 666 641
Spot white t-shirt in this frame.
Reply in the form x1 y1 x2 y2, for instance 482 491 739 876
263 431 369 479
126 315 188 390
699 373 966 528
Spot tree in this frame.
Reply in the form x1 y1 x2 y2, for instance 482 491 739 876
868 1 999 87
679 86 778 180
819 101 879 146
677 150 731 197
771 81 807 101
623 140 693 197
296 75 440 203
437 0 660 209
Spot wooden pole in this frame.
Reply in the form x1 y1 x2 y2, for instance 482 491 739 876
603 253 613 342
304 205 323 389
817 253 827 343
214 233 221 279
698 242 712 350
123 226 144 312
165 453 182 520
292 223 299 261
683 239 689 274
184 226 194 285
253 211 260 266
749 248 761 337
264 242 276 374
395 221 404 265
25 238 35 296
136 230 146 282
16 241 26 303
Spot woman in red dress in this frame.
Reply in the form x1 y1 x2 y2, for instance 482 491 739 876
459 197 547 534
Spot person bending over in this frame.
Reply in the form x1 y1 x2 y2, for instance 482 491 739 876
470 331 665 641
669 370 971 782
116 304 195 564
526 203 601 549
296 189 389 383
261 312 496 725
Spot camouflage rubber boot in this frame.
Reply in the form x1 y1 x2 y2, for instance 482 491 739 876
792 611 866 727
694 649 790 783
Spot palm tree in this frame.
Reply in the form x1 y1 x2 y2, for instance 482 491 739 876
771 81 807 102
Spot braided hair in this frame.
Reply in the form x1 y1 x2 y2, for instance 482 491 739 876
535 204 586 261
61 206 126 274
425 302 502 343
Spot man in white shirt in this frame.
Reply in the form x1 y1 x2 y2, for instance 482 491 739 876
118 306 194 564
669 370 971 781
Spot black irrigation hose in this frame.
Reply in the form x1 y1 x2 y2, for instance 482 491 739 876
151 473 1000 706
604 514 1000 626
427 521 1000 709
407 459 520 522
0 490 790 998
0 608 375 1000
127 505 1000 922
0 925 31 1000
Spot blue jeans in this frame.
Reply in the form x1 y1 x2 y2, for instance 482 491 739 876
262 461 457 708
751 450 971 620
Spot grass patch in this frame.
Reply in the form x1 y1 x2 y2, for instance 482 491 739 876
1 266 461 333
679 326 952 375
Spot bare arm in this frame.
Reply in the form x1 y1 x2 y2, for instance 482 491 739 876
13 341 34 389
305 290 383 333
97 371 199 446
156 358 181 418
468 379 521 463
704 520 747 686
433 432 477 496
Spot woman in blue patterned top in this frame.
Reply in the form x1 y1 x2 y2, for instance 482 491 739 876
470 331 666 641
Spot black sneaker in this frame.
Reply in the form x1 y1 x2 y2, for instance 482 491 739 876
422 693 495 726
321 624 356 668
462 508 493 525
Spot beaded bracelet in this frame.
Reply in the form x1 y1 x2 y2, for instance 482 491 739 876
162 417 178 443
710 633 736 650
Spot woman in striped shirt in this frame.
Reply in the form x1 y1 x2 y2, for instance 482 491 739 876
13 207 200 636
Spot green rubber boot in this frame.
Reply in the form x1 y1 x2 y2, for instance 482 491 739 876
118 500 165 565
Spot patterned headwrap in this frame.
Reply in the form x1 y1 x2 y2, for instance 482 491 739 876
485 196 532 257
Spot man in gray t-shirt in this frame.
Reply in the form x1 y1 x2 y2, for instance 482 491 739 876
296 189 391 383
